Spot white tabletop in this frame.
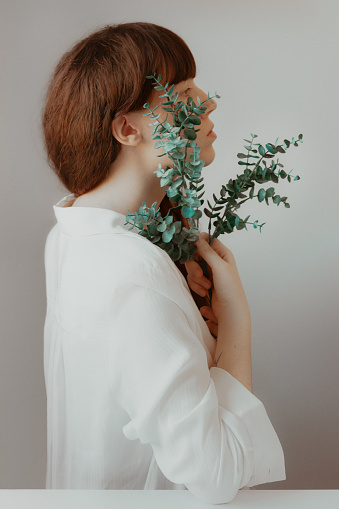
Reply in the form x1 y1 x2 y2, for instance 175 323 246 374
0 490 338 509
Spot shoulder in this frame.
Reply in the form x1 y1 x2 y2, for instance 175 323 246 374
79 231 188 293
46 226 190 305
113 232 187 290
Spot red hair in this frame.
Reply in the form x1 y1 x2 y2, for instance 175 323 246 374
42 22 210 311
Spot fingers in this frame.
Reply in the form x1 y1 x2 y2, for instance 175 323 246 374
185 259 203 279
185 259 211 288
206 320 218 339
200 306 217 323
188 282 209 297
200 306 218 339
185 259 212 297
195 234 224 266
196 231 234 265
186 274 211 297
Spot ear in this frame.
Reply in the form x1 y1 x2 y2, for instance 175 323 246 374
111 114 142 146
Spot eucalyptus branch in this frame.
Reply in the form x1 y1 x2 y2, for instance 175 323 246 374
124 74 303 306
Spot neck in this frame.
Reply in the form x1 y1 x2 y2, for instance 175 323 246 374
74 144 171 216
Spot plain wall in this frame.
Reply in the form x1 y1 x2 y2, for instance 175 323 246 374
1 0 338 489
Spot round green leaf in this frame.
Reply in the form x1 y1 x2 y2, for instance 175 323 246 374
258 188 266 202
157 222 167 232
164 215 174 224
181 207 195 218
189 115 201 125
162 230 174 243
266 143 275 154
184 129 197 140
258 145 266 156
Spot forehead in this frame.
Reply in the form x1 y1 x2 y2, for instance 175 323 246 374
175 78 195 88
148 78 196 106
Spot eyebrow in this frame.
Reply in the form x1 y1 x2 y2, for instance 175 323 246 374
179 85 190 93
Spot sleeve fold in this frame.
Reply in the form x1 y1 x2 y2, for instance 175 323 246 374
108 280 285 504
210 367 286 487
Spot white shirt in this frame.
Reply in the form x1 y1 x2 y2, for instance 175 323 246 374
43 192 286 503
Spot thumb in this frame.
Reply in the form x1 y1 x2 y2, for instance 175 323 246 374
195 232 223 269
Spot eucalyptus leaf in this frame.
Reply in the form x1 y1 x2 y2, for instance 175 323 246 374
184 129 197 140
258 188 266 202
182 207 195 218
258 145 266 156
266 144 275 154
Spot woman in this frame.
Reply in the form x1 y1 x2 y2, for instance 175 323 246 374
42 22 285 503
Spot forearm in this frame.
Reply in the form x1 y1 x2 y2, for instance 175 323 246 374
214 311 253 393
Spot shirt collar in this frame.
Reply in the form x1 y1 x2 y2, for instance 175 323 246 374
53 193 141 236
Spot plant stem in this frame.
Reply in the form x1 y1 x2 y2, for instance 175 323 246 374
200 255 213 305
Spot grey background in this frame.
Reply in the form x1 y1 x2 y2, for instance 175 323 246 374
1 0 338 489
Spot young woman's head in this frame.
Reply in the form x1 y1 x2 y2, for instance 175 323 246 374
42 22 206 196
43 22 215 310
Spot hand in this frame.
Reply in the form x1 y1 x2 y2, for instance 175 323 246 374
193 232 250 325
185 257 218 339
193 232 252 393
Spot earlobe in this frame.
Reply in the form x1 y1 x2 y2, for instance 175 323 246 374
111 115 142 146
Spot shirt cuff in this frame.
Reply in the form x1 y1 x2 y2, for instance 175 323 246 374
210 367 286 486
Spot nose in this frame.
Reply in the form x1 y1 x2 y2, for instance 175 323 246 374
198 87 217 115
206 97 217 115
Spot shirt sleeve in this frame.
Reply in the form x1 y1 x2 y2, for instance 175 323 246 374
108 280 286 504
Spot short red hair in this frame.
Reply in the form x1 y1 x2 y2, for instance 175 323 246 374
42 22 196 196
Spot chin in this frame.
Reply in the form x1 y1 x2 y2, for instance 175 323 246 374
202 147 216 167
